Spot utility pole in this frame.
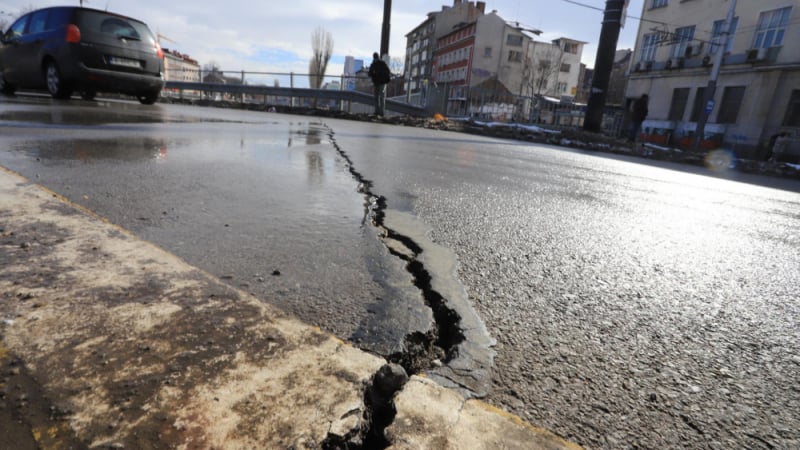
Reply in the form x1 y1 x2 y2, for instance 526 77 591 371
380 0 392 58
584 0 625 133
694 0 737 151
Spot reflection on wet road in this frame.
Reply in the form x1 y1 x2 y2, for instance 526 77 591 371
0 98 430 358
331 121 800 449
2 96 799 449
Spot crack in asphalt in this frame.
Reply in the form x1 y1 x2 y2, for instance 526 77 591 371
323 125 465 376
314 123 500 448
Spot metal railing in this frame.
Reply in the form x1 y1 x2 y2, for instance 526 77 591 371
162 68 422 115
161 68 625 134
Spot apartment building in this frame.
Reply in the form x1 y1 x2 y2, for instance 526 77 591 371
343 56 364 91
404 0 487 101
162 48 200 99
163 49 200 83
433 12 585 119
626 0 799 159
405 1 585 119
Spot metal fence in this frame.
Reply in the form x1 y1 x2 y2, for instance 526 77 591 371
163 68 626 135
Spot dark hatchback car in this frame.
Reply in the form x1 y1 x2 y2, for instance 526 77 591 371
0 6 164 104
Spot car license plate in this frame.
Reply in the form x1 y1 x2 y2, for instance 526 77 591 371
108 56 141 68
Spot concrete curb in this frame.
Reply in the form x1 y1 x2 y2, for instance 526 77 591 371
0 167 580 449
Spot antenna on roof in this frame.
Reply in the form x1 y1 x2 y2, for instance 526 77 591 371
157 31 176 45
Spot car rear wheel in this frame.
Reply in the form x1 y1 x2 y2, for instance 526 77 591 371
137 91 160 105
0 74 15 95
81 90 97 101
45 62 73 99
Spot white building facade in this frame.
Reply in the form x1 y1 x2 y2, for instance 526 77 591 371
162 49 200 99
626 0 799 158
418 1 584 120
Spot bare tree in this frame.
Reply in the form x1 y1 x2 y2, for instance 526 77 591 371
200 61 223 99
389 57 403 75
201 61 222 81
309 27 333 90
524 44 564 97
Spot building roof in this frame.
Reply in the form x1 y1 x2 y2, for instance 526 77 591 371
505 21 542 37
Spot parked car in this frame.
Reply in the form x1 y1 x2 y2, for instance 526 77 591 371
0 6 164 104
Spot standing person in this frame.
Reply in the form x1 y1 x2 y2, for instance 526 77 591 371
368 52 391 116
629 94 649 143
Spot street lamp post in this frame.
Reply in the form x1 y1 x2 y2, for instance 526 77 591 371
693 0 737 151
380 0 392 58
583 0 625 133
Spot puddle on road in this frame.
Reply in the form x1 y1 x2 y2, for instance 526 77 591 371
7 123 327 163
0 98 284 126
0 120 432 362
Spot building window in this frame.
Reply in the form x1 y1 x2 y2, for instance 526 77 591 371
668 88 690 121
717 86 746 124
508 50 522 62
651 0 668 8
671 26 695 59
484 47 492 58
711 17 738 54
640 33 658 62
753 7 792 49
506 34 523 46
560 63 571 73
563 42 579 54
690 87 706 122
558 82 568 93
783 90 800 127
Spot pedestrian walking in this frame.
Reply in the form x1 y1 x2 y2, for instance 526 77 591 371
368 52 391 116
629 94 649 143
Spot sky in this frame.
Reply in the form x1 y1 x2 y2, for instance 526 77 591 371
0 0 644 80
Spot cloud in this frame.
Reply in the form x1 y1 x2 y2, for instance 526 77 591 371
2 0 641 73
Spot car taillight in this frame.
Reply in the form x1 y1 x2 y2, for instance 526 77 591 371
154 41 163 59
65 24 81 43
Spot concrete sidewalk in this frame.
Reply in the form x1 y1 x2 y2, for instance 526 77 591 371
0 166 580 449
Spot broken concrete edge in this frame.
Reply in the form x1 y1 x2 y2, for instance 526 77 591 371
0 165 581 449
382 210 497 398
323 125 496 398
389 375 583 450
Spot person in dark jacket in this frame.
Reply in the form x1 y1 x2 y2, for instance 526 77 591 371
368 52 391 116
629 94 649 143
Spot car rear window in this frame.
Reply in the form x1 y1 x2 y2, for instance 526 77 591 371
76 10 154 42
28 10 49 34
6 15 29 38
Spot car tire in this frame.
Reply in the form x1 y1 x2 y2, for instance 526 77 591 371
137 91 160 105
0 74 16 95
45 61 73 99
81 90 97 101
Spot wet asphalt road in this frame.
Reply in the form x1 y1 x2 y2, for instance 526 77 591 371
2 96 800 449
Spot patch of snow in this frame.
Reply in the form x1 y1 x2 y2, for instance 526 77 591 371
471 121 561 135
516 124 561 135
643 143 674 152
